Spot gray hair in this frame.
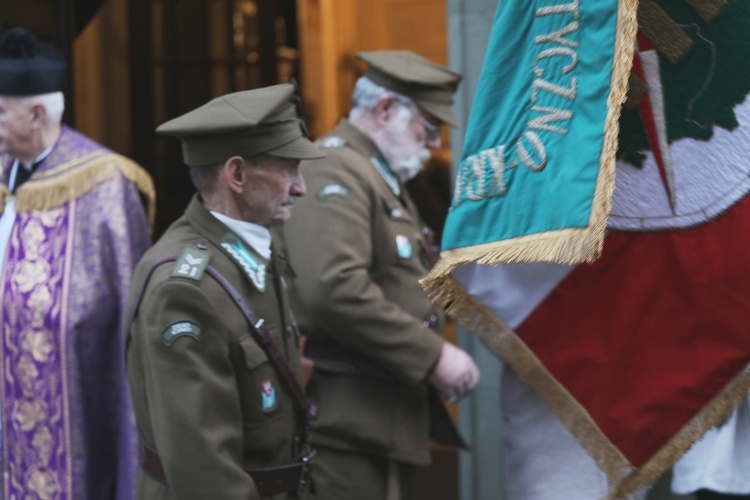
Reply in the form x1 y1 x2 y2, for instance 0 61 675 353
188 156 264 192
17 92 65 124
349 77 416 119
189 163 223 193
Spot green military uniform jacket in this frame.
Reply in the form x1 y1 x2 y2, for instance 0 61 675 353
126 195 305 499
279 119 446 465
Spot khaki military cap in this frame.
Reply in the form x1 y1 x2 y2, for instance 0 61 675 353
357 50 461 126
156 84 324 166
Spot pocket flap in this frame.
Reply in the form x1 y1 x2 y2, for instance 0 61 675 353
239 335 269 369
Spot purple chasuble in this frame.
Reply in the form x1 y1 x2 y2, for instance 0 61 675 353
0 126 152 500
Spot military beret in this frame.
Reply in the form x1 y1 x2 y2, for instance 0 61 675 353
357 50 461 126
156 84 324 166
0 28 66 96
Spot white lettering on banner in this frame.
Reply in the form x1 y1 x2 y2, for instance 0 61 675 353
454 0 580 207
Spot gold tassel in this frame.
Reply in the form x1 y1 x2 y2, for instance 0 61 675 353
0 184 9 217
14 153 156 233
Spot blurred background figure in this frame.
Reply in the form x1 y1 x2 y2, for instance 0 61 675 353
0 27 154 499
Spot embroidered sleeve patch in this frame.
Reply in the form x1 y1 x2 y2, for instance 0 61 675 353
318 136 346 149
317 184 350 200
171 247 210 281
161 321 202 346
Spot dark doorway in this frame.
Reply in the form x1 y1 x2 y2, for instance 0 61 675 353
128 0 300 236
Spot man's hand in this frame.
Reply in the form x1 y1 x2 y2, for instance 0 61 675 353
428 342 480 403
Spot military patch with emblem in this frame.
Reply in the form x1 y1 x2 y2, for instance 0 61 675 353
317 184 350 200
261 379 277 411
171 247 210 281
221 233 266 292
396 234 412 259
161 321 202 346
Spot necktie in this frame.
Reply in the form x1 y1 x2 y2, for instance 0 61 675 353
11 160 40 194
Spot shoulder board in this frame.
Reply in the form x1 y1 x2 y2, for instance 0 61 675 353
170 247 211 281
317 136 347 149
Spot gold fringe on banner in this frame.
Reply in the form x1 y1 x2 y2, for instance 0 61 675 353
427 276 750 499
14 152 156 232
423 0 639 290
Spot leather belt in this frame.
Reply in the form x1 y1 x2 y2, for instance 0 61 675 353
140 443 315 497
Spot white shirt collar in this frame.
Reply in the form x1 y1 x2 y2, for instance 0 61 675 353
209 210 272 259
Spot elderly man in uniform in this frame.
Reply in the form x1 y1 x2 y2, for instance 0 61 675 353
125 84 323 500
279 51 480 499
0 28 153 499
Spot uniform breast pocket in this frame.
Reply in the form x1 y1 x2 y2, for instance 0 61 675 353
238 335 284 424
380 198 419 266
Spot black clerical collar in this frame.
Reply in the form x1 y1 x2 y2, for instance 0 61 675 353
10 145 54 194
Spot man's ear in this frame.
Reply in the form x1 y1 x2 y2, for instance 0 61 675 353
374 95 397 126
29 103 47 130
222 156 247 194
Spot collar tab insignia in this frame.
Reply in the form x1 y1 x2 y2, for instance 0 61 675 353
370 156 401 196
221 233 266 292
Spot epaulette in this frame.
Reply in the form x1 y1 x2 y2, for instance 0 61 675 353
317 136 347 149
170 245 211 281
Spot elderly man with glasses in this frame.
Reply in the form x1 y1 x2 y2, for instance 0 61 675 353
278 50 479 500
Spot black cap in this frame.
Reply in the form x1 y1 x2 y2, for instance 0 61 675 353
0 28 66 96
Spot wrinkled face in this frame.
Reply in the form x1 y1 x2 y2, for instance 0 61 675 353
0 97 33 160
380 103 442 182
240 156 306 227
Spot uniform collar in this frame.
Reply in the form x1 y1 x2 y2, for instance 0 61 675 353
209 209 271 259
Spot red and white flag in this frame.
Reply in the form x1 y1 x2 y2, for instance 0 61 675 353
426 0 750 496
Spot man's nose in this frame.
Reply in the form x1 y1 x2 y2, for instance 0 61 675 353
291 172 307 197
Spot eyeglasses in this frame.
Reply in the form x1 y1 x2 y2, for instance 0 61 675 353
414 109 440 141
410 107 442 141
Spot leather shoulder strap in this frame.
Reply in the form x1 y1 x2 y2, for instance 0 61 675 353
125 255 319 426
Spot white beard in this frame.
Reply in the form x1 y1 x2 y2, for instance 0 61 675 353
380 107 431 182
392 148 431 182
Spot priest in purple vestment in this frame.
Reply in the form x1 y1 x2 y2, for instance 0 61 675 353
0 27 154 499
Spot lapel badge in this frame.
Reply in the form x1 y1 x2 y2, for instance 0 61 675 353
221 233 266 292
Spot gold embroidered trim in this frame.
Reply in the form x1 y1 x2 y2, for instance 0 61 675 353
684 0 728 24
608 365 750 499
638 0 694 65
0 184 9 217
14 153 156 231
624 73 648 111
426 276 750 499
422 0 638 290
